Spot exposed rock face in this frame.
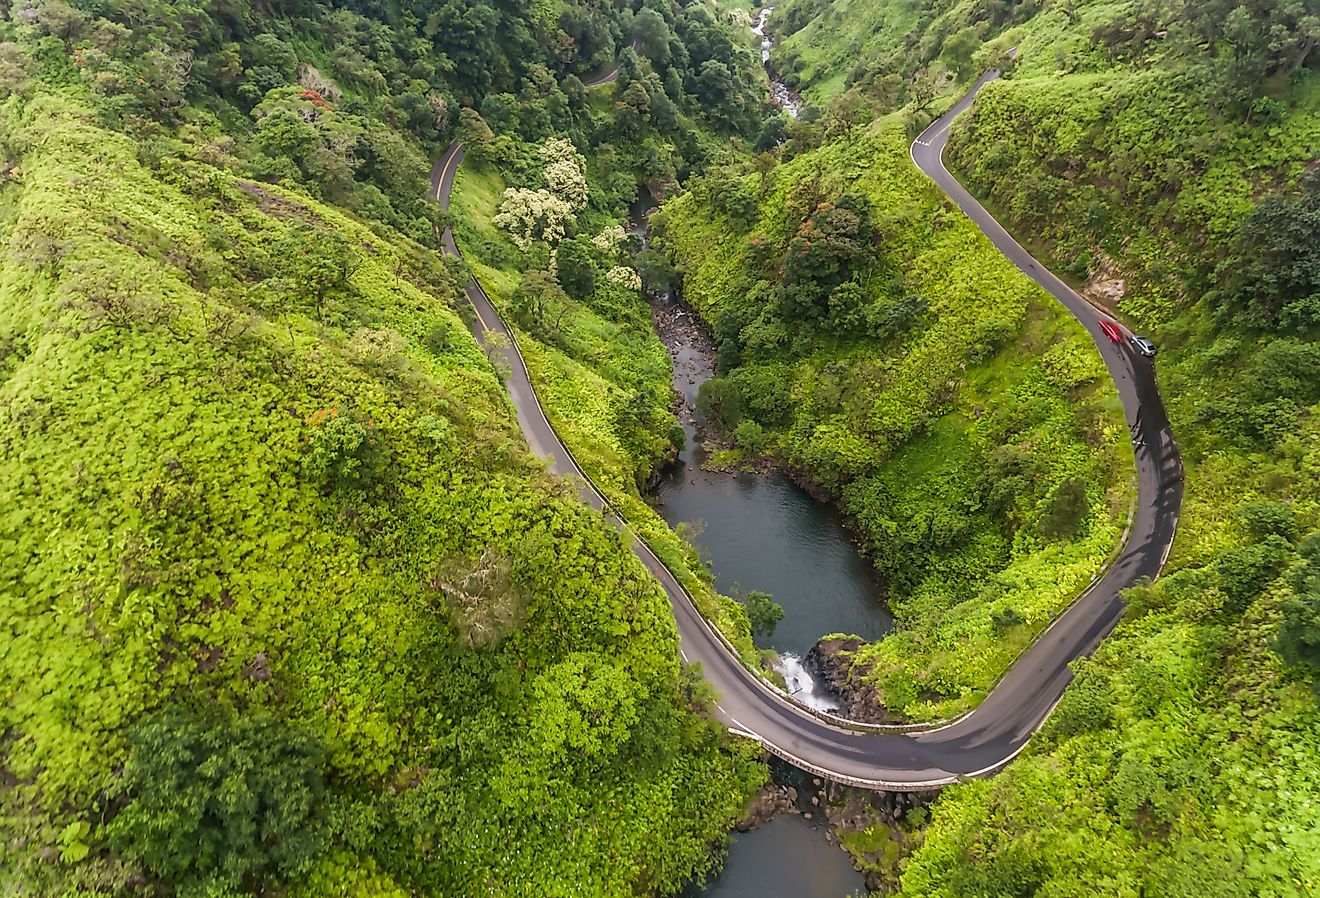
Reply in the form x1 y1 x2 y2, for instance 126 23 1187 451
736 783 799 832
747 757 940 893
1083 254 1127 310
803 637 894 724
822 785 930 832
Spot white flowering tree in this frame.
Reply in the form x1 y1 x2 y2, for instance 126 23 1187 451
493 188 575 250
543 158 588 211
538 137 588 210
607 266 642 292
495 136 590 252
591 225 626 256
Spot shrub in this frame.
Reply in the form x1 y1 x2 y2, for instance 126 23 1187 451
302 406 388 496
1278 533 1320 692
425 320 453 354
696 376 744 430
1045 659 1114 740
991 606 1025 634
668 422 687 451
1238 500 1298 543
1036 476 1090 541
734 419 765 453
108 706 327 897
1216 535 1292 613
741 590 784 637
555 236 597 300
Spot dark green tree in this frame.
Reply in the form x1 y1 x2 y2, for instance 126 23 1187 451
512 269 568 337
754 114 789 152
940 25 982 80
1037 476 1090 540
1217 535 1292 612
1278 533 1320 691
696 377 744 430
1238 500 1299 542
634 7 673 65
779 194 874 322
1216 174 1320 331
742 590 784 637
271 224 360 321
302 406 389 497
633 248 678 295
613 388 670 470
556 237 597 300
109 707 327 897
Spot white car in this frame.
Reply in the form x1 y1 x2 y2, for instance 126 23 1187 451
1130 335 1157 358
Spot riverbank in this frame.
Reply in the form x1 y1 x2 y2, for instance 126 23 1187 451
651 118 1133 722
645 282 893 661
645 283 915 727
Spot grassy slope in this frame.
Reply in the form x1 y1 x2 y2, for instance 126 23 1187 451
657 122 1130 719
943 18 1320 571
901 567 1320 897
771 0 924 101
0 90 762 896
896 8 1320 895
449 157 763 663
770 0 1022 104
751 0 1320 892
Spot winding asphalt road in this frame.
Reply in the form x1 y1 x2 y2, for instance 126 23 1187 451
582 40 639 88
427 66 1183 789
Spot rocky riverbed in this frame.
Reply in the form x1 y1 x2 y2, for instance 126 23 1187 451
735 759 941 894
752 6 804 118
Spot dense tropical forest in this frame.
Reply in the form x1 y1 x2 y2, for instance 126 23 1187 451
3 0 1320 895
740 0 1320 892
0 1 772 895
444 0 774 660
654 116 1132 721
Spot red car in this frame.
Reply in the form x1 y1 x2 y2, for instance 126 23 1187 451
1099 320 1123 344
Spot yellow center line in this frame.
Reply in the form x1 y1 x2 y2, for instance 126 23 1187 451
471 295 495 333
434 147 461 202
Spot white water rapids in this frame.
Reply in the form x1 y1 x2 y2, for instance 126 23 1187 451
751 6 773 62
774 653 840 711
750 6 801 118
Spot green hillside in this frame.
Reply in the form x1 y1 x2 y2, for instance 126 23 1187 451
0 1 769 894
655 122 1130 720
5 0 1320 893
752 0 1320 892
770 0 1024 105
900 3 1320 893
443 0 776 658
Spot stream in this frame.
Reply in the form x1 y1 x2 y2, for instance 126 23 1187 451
647 9 880 895
753 6 803 118
644 211 876 898
649 294 892 664
680 816 866 898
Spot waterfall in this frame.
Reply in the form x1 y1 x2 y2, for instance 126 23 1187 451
775 653 840 712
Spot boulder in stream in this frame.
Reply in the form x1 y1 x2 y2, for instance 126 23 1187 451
736 783 798 832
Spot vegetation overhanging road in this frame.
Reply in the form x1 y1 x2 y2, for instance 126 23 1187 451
427 66 1184 790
